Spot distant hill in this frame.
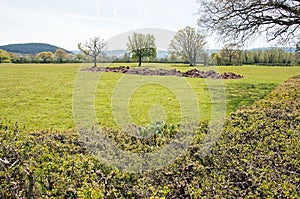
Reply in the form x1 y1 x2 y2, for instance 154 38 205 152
105 50 129 57
0 43 72 55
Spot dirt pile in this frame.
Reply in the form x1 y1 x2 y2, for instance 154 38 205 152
182 69 243 79
82 66 243 79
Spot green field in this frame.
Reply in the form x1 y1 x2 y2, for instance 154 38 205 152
1 63 300 131
1 63 300 198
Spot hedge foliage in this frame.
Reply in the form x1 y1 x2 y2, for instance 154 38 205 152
1 75 299 198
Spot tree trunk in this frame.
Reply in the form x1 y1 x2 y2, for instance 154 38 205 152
138 56 142 67
189 54 194 66
93 56 97 68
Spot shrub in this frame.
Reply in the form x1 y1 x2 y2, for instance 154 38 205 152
1 75 299 198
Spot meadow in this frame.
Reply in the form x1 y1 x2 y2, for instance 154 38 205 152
1 63 300 131
1 63 299 198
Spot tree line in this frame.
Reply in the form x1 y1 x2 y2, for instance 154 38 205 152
0 48 83 64
1 42 299 66
211 43 299 66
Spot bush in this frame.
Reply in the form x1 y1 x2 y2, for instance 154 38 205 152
1 75 299 198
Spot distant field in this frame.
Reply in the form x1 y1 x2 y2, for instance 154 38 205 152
1 63 300 131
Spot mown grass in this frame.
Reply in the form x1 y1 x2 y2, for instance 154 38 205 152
1 63 300 131
0 64 79 130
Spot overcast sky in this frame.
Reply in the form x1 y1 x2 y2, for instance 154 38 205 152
1 0 270 50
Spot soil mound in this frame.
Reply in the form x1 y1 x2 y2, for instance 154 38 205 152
82 66 243 79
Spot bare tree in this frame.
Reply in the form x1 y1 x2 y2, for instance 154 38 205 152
169 26 206 66
219 43 241 65
127 33 157 67
197 0 300 45
78 36 107 68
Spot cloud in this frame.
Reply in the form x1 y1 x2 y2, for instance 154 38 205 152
66 13 139 24
0 0 202 50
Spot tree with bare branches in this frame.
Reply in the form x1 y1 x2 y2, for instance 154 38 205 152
78 36 107 68
197 0 300 45
220 43 242 65
169 26 206 66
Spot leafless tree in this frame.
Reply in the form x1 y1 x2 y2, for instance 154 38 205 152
169 26 206 66
78 36 107 68
197 0 300 45
219 43 242 65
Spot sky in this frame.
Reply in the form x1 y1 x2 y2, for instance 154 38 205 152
0 0 270 51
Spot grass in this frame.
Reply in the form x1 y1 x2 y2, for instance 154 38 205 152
1 63 300 131
0 64 79 130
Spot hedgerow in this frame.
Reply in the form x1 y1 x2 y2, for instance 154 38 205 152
0 75 299 198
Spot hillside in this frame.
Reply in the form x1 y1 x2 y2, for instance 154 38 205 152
0 43 72 54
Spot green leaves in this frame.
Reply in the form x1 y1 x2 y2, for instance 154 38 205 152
37 51 54 63
102 121 180 153
54 49 67 63
127 32 157 66
0 49 11 63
